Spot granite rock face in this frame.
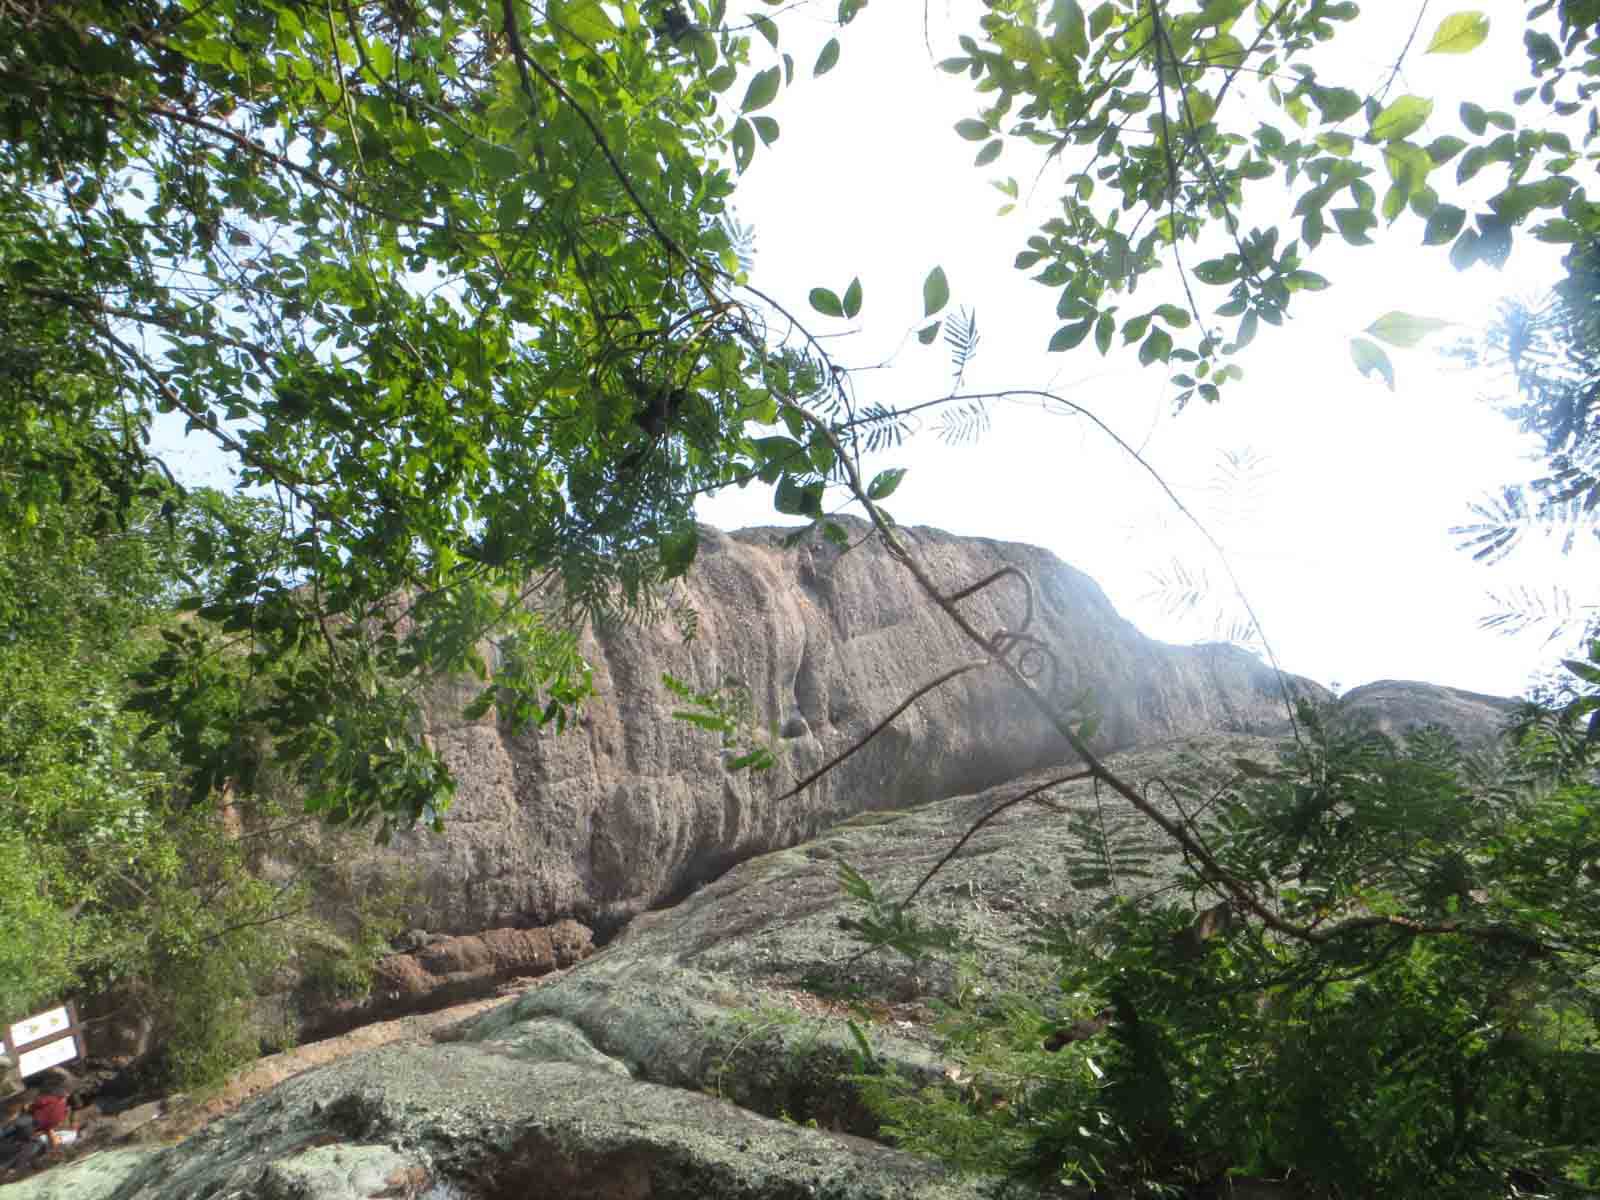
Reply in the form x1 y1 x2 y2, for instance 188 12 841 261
350 519 1327 936
297 921 594 1042
1336 679 1520 747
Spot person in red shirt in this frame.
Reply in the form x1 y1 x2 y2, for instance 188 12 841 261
0 1074 73 1173
26 1090 67 1137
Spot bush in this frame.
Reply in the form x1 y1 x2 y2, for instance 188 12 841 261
852 698 1600 1197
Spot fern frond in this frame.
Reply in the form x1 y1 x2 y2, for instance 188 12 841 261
935 401 991 446
1478 585 1597 643
1144 558 1210 617
1451 486 1532 563
718 212 757 274
945 308 980 388
854 402 914 455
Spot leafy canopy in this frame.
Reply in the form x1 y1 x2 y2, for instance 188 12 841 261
928 0 1599 400
0 0 849 834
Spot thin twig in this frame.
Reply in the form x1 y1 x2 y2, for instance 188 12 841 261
773 661 991 804
899 770 1095 911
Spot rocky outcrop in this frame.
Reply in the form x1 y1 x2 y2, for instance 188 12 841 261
12 710 1522 1200
1336 679 1521 746
337 519 1328 937
7 1048 1032 1200
297 921 593 1042
1 734 1258 1200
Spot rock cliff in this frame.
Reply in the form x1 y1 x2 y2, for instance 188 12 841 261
347 519 1328 937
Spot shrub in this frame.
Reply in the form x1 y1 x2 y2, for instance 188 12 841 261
851 700 1600 1197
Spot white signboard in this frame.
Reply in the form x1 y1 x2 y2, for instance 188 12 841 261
16 1035 78 1077
8 1006 69 1050
4 1002 83 1077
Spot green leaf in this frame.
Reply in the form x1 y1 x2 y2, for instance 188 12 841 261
814 37 840 76
1366 311 1451 348
975 138 1002 166
1460 101 1488 135
659 527 699 578
751 12 779 49
917 321 941 344
867 467 906 500
1449 227 1483 270
1426 135 1467 165
775 475 824 516
1532 218 1582 244
1370 95 1434 142
923 266 950 317
1138 328 1173 365
1425 11 1489 54
842 277 863 319
752 436 804 483
1094 311 1113 355
731 117 755 171
809 287 844 317
1049 319 1093 352
1286 270 1331 291
1563 658 1600 686
955 119 991 141
751 115 780 146
1423 204 1467 245
742 67 781 113
1349 337 1396 390
550 0 617 43
1332 207 1377 245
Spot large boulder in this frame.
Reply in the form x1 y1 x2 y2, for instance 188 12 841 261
295 920 595 1042
1 734 1264 1200
462 733 1249 1134
1335 679 1520 747
1 1046 1033 1200
345 519 1328 936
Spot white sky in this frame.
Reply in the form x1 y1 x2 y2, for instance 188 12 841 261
695 0 1597 699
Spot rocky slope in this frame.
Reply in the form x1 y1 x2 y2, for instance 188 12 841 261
9 680 1515 1200
333 518 1329 939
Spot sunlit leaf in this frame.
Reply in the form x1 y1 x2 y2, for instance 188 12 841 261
1425 11 1489 54
1366 311 1451 348
1370 95 1434 142
1349 337 1396 390
867 467 906 500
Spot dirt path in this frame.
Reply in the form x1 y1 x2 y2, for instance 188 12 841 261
103 979 563 1158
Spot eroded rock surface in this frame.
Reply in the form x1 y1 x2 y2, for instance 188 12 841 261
464 734 1250 1134
2 1044 1030 1200
299 920 594 1041
1336 679 1520 746
340 519 1328 936
10 707 1515 1200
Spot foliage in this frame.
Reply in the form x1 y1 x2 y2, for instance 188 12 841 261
0 0 864 833
1447 236 1600 648
933 0 1600 399
0 478 401 1089
849 705 1600 1197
